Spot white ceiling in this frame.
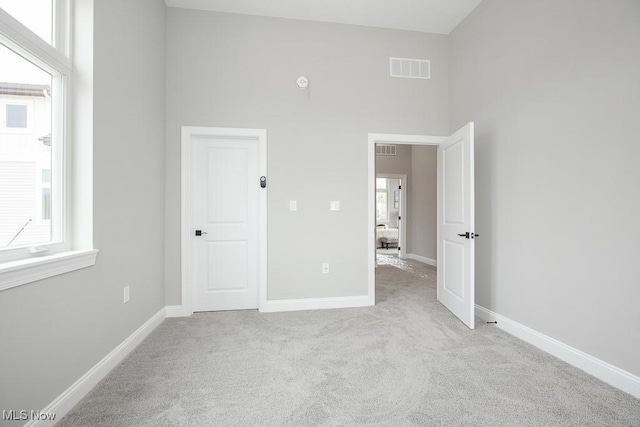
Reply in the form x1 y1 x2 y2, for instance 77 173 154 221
164 0 483 35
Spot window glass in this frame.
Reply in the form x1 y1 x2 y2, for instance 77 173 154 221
0 0 53 45
376 178 387 189
6 104 27 128
376 191 388 222
0 43 52 247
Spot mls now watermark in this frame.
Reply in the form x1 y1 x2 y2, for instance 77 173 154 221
3 410 56 421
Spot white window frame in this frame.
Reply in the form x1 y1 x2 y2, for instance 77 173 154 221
0 2 97 292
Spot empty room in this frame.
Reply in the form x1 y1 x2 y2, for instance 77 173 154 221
1 0 639 425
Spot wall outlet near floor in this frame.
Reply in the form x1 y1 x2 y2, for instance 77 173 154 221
290 200 297 211
123 286 130 304
322 263 330 274
329 201 340 211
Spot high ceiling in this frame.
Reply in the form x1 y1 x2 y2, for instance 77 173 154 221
164 0 483 34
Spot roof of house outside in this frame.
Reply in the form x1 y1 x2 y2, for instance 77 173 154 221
0 82 51 97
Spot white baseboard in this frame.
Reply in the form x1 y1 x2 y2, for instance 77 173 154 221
165 305 190 318
475 305 640 399
260 295 371 313
406 253 437 267
26 307 166 427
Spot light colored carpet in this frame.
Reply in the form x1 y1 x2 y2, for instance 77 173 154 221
59 256 640 426
376 248 399 256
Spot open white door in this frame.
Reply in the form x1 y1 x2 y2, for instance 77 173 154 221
437 122 475 329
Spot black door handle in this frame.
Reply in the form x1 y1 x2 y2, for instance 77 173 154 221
457 232 479 239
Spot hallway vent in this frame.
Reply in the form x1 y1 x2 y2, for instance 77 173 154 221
376 144 397 156
390 57 431 79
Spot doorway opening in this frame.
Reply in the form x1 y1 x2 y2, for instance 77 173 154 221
367 125 476 329
375 174 406 258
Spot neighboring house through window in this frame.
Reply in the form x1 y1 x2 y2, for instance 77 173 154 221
6 103 27 128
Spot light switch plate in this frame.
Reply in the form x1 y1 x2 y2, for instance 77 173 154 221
330 201 340 211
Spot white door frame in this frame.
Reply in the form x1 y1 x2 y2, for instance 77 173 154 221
375 173 407 259
181 126 267 315
368 133 445 305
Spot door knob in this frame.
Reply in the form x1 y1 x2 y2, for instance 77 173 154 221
457 232 479 239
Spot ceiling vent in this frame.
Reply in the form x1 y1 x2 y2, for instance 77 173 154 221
390 57 431 80
376 144 397 156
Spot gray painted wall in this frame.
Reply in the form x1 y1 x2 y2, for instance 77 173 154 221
0 0 166 417
165 9 449 302
376 145 412 177
409 146 437 260
450 0 640 376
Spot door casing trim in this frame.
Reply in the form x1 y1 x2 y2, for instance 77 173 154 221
181 126 267 315
367 133 445 306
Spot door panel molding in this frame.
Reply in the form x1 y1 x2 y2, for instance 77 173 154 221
437 122 475 329
181 126 267 315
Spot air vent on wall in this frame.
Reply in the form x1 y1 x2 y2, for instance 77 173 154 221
389 57 431 80
376 144 397 156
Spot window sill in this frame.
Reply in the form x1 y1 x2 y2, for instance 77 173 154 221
0 249 99 292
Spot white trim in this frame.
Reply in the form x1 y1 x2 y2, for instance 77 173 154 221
260 295 371 313
475 305 640 399
165 305 190 318
406 253 437 268
0 249 98 292
368 133 445 307
25 307 166 427
0 8 72 75
181 126 267 316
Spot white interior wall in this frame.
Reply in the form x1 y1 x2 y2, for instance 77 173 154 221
0 0 167 413
450 0 640 376
409 145 437 261
165 9 450 302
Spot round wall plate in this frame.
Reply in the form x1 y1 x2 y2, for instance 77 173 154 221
296 76 309 89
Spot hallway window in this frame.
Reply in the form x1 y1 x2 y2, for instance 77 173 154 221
376 178 388 222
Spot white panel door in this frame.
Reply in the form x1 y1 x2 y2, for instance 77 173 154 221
191 137 259 311
437 122 475 329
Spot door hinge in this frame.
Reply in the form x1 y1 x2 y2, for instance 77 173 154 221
398 216 401 220
260 176 266 188
399 185 402 189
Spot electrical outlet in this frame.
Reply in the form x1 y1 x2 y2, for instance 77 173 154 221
290 200 297 211
322 263 330 274
123 286 130 304
330 201 340 211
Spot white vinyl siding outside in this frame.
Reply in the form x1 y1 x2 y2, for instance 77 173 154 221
0 91 51 247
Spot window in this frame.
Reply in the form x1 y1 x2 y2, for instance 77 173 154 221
0 1 96 290
0 0 53 45
376 178 388 222
6 103 27 128
0 34 54 251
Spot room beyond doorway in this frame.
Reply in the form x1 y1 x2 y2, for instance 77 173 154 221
375 175 405 258
368 124 477 329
